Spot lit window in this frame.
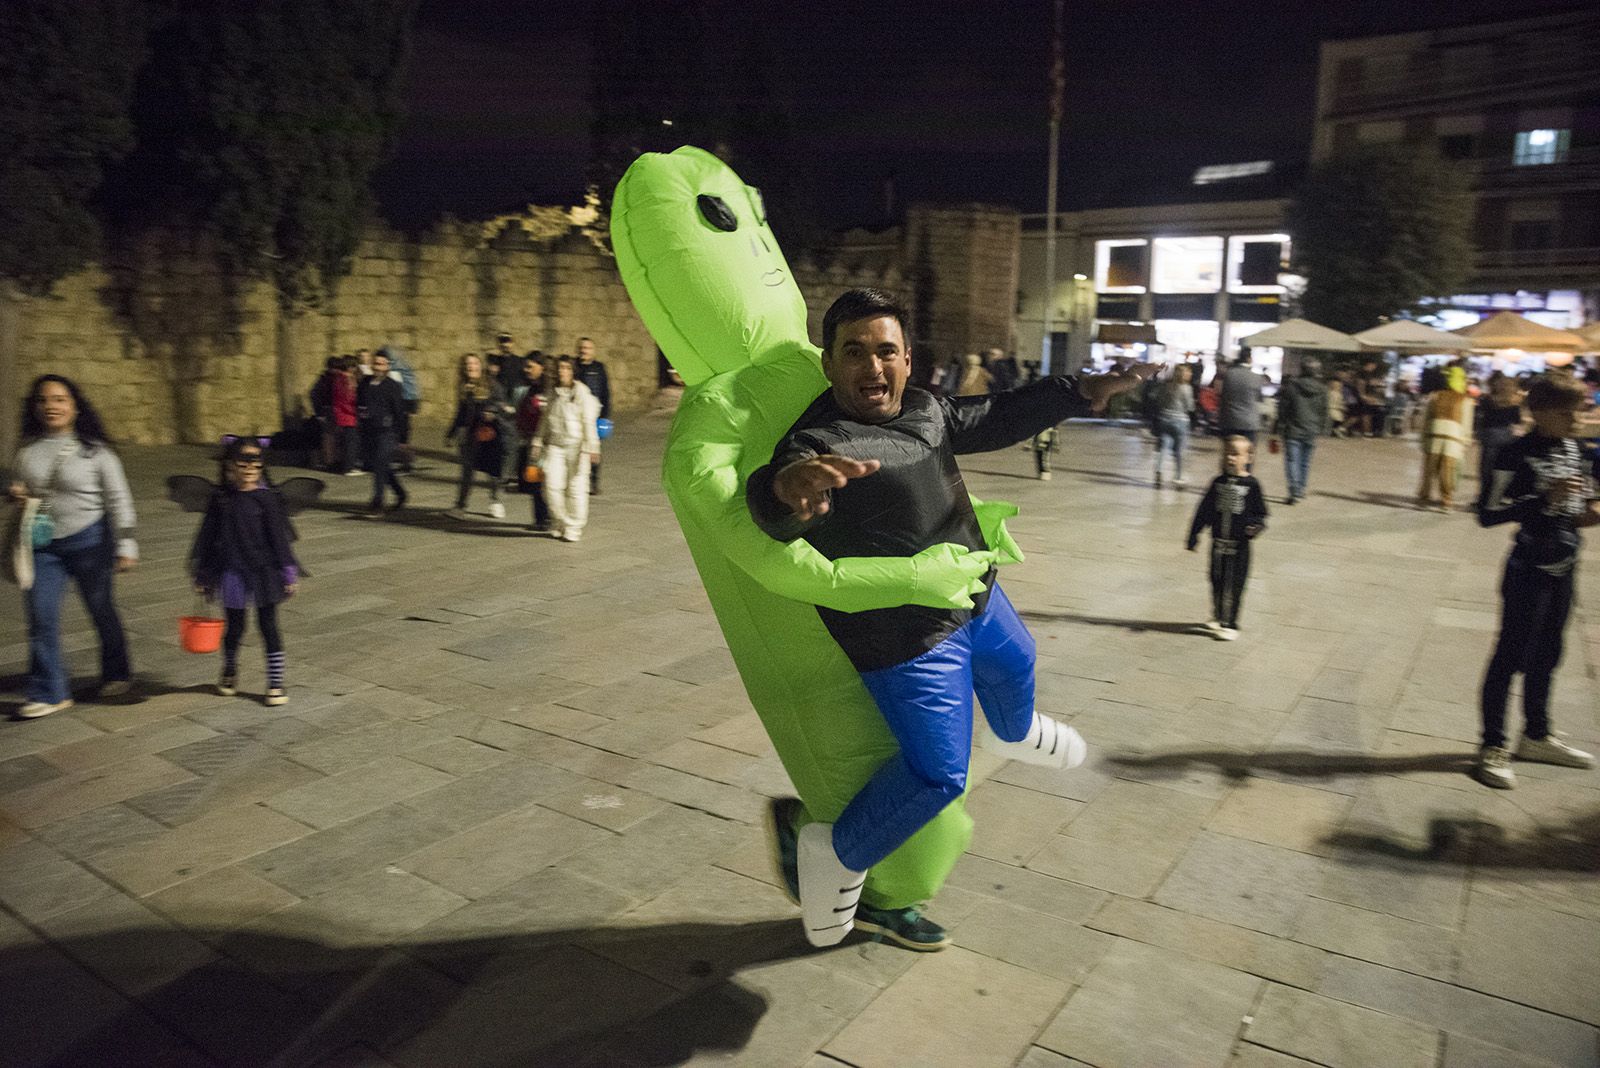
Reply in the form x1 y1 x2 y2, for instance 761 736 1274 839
1513 129 1570 166
1094 240 1148 293
1150 236 1223 294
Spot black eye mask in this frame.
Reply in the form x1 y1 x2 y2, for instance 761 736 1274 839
697 194 738 232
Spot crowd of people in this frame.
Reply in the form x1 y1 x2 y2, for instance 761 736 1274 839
307 333 612 535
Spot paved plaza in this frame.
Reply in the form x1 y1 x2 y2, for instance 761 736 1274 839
1 414 1597 1067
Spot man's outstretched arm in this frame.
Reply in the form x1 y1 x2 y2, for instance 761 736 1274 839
945 368 1154 454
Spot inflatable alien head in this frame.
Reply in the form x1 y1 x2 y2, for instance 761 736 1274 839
612 146 810 387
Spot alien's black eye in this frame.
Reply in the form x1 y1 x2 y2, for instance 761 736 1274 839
697 194 739 232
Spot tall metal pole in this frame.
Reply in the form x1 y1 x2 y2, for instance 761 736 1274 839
1040 0 1065 375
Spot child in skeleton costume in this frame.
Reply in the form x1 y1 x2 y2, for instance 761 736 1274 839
1472 375 1598 789
1186 436 1268 641
168 439 322 706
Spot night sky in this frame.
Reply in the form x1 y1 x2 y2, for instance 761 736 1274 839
373 0 1584 232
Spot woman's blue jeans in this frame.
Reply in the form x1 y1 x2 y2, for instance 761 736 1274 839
1283 437 1315 500
25 520 130 703
1154 417 1189 482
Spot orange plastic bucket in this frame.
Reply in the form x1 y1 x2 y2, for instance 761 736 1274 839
179 615 225 654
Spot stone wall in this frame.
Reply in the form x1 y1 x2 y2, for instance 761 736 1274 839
3 212 661 447
2 198 1023 453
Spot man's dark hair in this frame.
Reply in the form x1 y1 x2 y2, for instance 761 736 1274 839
822 288 910 355
1526 374 1587 412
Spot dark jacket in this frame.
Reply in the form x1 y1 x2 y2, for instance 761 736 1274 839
1187 474 1268 549
358 375 408 435
1275 376 1330 440
577 360 611 419
447 381 512 441
1477 432 1586 573
747 378 1091 672
189 486 301 605
1218 365 1264 432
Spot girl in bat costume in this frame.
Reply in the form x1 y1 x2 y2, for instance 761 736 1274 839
168 438 322 706
1186 435 1268 640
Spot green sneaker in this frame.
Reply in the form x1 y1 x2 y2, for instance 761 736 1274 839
852 903 950 952
768 797 801 905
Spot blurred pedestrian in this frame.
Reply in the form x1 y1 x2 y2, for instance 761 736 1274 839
576 338 611 494
1151 364 1195 488
1417 366 1474 512
1217 353 1264 445
332 356 361 475
532 356 601 542
445 353 513 520
359 350 408 514
309 356 342 470
1475 371 1524 504
953 353 992 397
515 354 552 532
1273 358 1331 504
8 375 136 718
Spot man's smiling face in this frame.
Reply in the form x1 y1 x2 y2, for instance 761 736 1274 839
822 314 911 424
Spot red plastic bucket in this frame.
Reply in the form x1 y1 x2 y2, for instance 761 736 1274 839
179 615 224 654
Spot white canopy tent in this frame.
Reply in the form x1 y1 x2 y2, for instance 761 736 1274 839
1353 320 1472 353
1238 318 1361 352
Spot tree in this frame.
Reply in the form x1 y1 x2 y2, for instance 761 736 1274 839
1286 143 1474 334
114 0 416 307
0 0 147 292
588 0 818 250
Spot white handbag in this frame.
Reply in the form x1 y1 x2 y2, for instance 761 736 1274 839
2 497 40 590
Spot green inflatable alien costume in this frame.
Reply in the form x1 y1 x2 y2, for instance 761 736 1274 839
613 147 1016 915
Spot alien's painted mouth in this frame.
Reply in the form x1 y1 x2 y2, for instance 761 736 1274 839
760 269 786 287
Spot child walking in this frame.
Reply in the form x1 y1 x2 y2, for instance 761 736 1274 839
188 439 303 706
1472 375 1597 789
1186 435 1268 640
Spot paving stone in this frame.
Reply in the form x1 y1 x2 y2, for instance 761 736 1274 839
399 756 588 832
952 898 1115 985
89 801 312 896
963 781 1084 866
1036 938 1261 1068
125 753 324 826
1088 897 1326 990
1291 897 1456 981
826 946 1069 1068
1154 832 1324 937
264 755 455 829
689 710 778 758
564 806 744 903
32 802 168 859
1205 776 1355 856
650 738 761 786
0 837 119 922
0 753 65 794
944 853 1109 925
283 721 453 775
249 804 460 897
535 778 669 832
34 890 221 997
1439 1032 1580 1068
1029 828 1184 896
618 761 767 823
1457 891 1600 1026
400 802 612 899
39 717 218 774
146 864 304 933
1245 982 1437 1068
1315 953 1600 1067
0 752 194 829
0 715 108 761
1226 1045 1325 1067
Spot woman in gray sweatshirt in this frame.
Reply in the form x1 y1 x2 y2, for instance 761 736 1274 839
7 375 137 719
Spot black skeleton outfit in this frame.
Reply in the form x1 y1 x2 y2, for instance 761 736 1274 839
1186 473 1268 629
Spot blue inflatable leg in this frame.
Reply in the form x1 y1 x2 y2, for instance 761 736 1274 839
837 633 976 872
970 585 1037 743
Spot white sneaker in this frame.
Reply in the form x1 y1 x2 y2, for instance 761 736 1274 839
96 680 132 699
1474 745 1515 789
488 501 506 520
15 699 73 720
1037 471 1052 481
1201 620 1222 635
1174 479 1187 489
1215 626 1239 641
562 530 582 543
796 822 864 947
982 715 1087 769
1516 735 1595 769
264 688 288 708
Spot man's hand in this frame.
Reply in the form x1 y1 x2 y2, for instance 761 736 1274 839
772 454 881 522
1077 363 1158 413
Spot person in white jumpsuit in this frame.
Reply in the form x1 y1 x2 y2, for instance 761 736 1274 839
531 357 601 542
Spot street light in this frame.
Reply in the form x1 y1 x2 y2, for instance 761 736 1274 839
1040 0 1065 375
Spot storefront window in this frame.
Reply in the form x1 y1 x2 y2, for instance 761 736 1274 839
1153 319 1221 356
1513 128 1569 166
1226 234 1290 292
1095 240 1147 292
1150 236 1223 293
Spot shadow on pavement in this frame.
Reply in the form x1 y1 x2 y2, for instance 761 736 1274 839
306 500 540 539
1314 490 1436 512
1020 610 1209 636
0 674 214 713
1325 810 1600 874
1107 748 1472 782
4 918 809 1067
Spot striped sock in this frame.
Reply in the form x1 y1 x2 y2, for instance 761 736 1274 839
266 651 286 691
222 651 239 678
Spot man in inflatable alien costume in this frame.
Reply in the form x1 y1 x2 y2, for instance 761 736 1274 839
612 147 1148 950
